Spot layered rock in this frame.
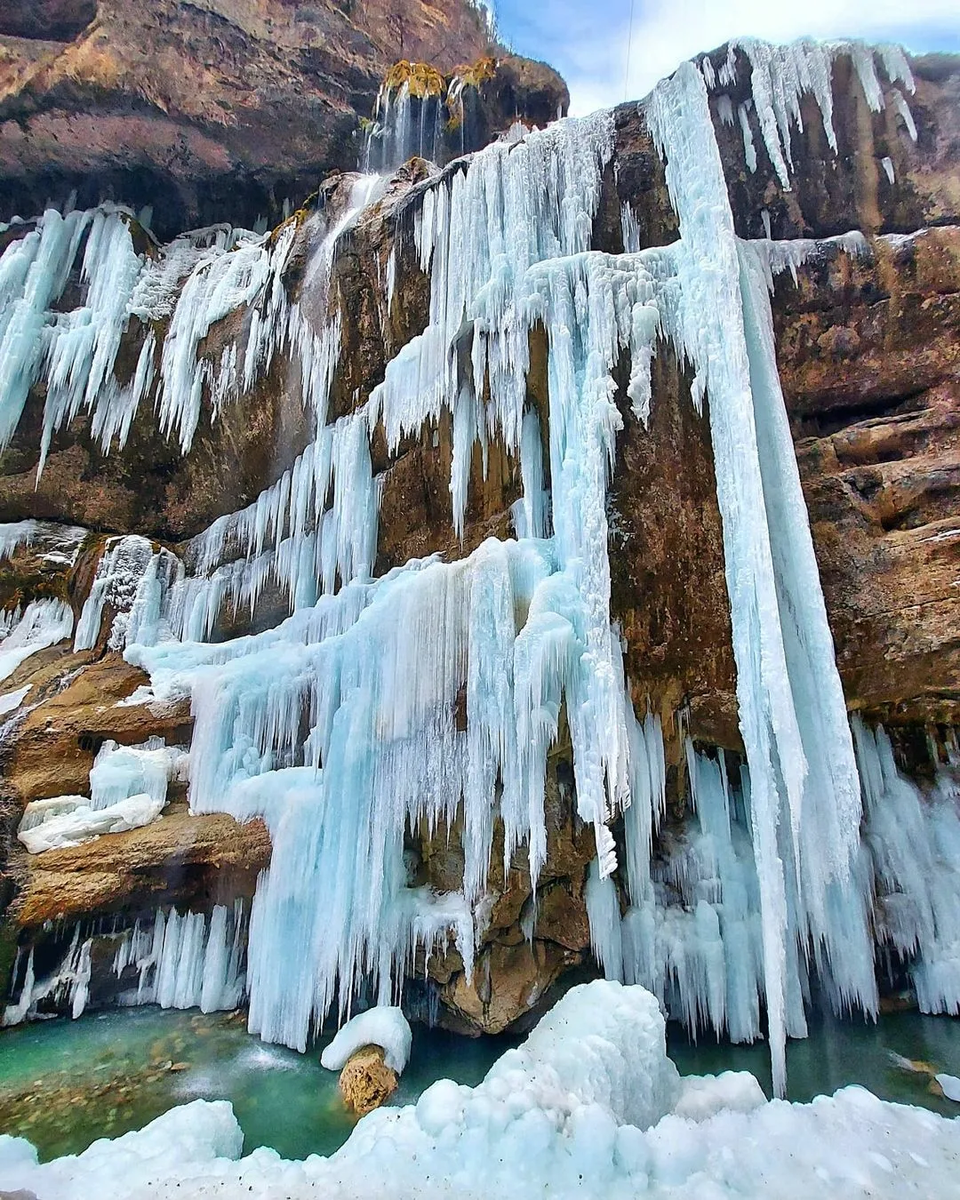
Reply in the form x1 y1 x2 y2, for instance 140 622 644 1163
0 0 567 238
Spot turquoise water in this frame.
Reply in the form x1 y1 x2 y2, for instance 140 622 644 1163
668 1008 960 1115
0 1007 514 1161
0 1004 957 1163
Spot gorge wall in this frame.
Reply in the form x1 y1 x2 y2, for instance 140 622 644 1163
0 36 958 1085
0 0 567 238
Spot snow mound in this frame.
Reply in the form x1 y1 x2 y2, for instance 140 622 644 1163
673 1071 767 1121
320 1006 412 1074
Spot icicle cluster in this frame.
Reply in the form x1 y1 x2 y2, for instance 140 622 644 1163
2 903 246 1026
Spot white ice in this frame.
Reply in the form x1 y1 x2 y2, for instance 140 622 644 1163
0 598 74 683
17 792 166 853
320 1006 412 1074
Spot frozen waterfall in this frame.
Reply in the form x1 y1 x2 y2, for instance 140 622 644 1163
0 38 952 1094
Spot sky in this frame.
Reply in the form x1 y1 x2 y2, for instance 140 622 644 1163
492 0 960 114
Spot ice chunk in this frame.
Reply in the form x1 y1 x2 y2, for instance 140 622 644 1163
936 1073 960 1102
320 1006 412 1074
89 737 188 811
17 793 166 853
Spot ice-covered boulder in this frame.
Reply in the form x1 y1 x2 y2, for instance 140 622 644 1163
320 1006 412 1075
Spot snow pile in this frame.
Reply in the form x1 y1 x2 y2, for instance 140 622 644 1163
321 1006 412 1074
2 983 960 1200
17 793 166 852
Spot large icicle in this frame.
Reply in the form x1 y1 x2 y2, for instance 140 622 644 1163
646 60 864 1095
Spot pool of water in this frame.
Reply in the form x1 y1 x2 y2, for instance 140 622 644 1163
668 1007 960 1115
0 1004 957 1163
0 1007 515 1162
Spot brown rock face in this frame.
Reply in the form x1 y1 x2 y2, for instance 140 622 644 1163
777 227 960 728
338 1044 398 1115
10 803 271 929
0 0 567 238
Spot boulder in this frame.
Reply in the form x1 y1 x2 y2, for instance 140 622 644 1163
337 1044 398 1116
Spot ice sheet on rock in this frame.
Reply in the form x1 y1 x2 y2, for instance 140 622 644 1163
74 535 183 652
0 521 40 561
0 519 87 567
0 684 31 716
89 737 189 810
320 1006 412 1074
17 793 166 852
0 599 74 682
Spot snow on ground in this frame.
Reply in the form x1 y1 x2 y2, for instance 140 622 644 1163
1 982 958 1200
320 1006 412 1073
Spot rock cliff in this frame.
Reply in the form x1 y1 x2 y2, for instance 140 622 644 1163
0 0 567 238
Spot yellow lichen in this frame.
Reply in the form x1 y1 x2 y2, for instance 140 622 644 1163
383 60 445 100
454 55 498 89
446 56 497 128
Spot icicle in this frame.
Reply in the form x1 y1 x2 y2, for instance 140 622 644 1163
647 59 864 1096
0 598 74 683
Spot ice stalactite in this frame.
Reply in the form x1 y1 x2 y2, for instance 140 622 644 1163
113 902 248 1014
1 904 247 1026
2 927 93 1025
644 55 876 1096
0 599 74 683
698 39 914 188
853 718 960 1015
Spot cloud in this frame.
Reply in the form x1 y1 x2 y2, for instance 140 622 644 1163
495 0 960 114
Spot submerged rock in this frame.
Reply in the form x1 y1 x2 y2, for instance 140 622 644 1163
337 1044 398 1116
